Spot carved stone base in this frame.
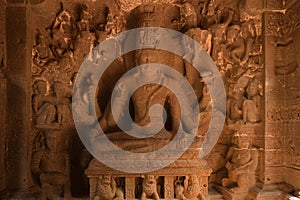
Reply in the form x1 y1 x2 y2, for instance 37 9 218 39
215 185 249 200
247 186 283 200
86 158 212 199
247 182 294 200
0 188 38 200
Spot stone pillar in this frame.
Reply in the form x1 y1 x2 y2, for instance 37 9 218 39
164 176 175 199
125 177 136 199
6 4 30 189
0 78 7 192
4 3 34 199
3 0 50 197
0 0 6 192
250 0 300 198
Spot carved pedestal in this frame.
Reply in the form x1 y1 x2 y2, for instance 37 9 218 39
216 185 248 200
86 158 211 200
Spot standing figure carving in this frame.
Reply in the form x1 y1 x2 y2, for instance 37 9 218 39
243 79 262 123
32 80 56 125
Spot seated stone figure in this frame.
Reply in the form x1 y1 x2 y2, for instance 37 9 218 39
31 133 71 200
222 132 258 193
141 175 160 200
175 175 205 200
93 48 199 153
99 48 198 133
92 175 124 200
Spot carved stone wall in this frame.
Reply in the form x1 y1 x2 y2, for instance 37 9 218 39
248 1 300 198
286 26 300 189
1 0 300 199
264 0 300 183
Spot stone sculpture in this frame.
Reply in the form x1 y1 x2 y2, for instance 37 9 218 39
175 175 205 200
242 78 262 123
91 175 124 200
26 0 270 199
31 132 71 200
221 132 258 193
141 175 160 200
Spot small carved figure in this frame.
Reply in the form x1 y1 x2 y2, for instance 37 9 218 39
224 22 255 65
141 175 160 200
52 6 75 39
75 73 102 123
50 5 76 58
224 25 242 63
105 13 117 37
72 76 99 126
227 86 246 123
208 7 233 60
175 175 205 200
179 2 198 29
183 29 209 101
77 4 91 34
185 28 212 55
51 81 71 125
32 80 56 125
51 29 73 58
32 31 52 69
243 79 262 123
222 133 258 193
92 175 124 200
274 37 298 75
116 14 126 33
31 133 71 200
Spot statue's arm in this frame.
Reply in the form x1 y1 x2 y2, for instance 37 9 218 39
32 96 39 114
235 149 259 173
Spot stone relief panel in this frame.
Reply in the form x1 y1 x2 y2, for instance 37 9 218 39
263 0 300 189
29 2 109 198
196 1 264 196
29 0 266 199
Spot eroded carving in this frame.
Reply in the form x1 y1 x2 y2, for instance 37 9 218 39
243 78 262 123
221 132 258 193
266 1 300 75
141 175 160 200
175 175 205 200
91 175 124 200
31 132 71 200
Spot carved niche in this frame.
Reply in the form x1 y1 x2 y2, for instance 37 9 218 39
30 0 266 199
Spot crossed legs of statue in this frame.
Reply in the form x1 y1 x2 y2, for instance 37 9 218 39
39 172 71 200
222 173 256 193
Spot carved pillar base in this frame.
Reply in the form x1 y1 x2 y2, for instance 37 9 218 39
0 188 38 200
247 182 294 200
